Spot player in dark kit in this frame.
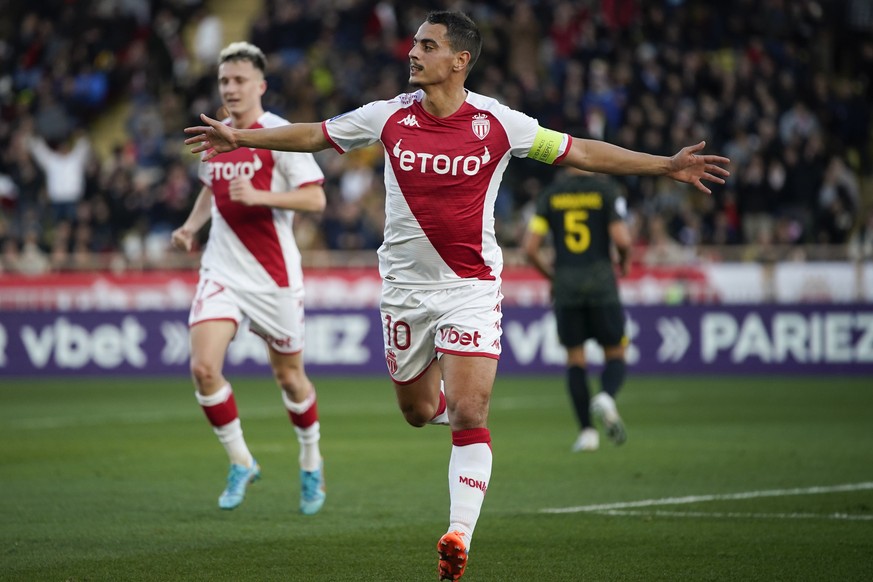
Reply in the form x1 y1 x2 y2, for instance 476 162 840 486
523 168 632 452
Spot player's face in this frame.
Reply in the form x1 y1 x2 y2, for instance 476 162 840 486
408 22 459 87
217 60 266 119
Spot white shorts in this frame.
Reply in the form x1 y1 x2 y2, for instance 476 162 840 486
189 278 305 354
379 281 504 384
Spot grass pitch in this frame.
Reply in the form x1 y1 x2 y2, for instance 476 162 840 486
1 374 872 581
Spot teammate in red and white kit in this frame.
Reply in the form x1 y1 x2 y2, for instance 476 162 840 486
185 12 729 579
171 42 328 515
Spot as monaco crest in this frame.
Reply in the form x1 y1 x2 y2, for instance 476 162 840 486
472 113 490 140
385 349 398 375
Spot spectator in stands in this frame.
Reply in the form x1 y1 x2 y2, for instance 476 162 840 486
191 7 224 73
779 100 820 146
16 229 50 275
4 139 46 233
736 154 775 244
26 130 91 226
321 198 382 251
1 1 871 268
848 209 873 260
643 215 694 266
811 154 858 245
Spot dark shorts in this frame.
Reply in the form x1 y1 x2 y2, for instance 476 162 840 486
554 302 626 349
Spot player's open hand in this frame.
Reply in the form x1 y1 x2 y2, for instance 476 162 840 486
185 114 238 161
667 141 730 195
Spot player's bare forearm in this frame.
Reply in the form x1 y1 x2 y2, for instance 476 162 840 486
185 115 329 160
255 185 326 212
609 221 633 277
615 246 631 277
525 250 553 280
172 188 211 251
183 187 213 232
522 231 553 281
561 139 730 195
531 257 554 281
562 139 671 176
236 122 328 153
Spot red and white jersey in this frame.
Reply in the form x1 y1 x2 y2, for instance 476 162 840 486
322 90 571 289
198 112 324 292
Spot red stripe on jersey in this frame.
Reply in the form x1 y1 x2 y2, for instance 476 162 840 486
206 126 290 287
322 121 344 153
554 135 574 165
382 102 509 280
436 348 500 360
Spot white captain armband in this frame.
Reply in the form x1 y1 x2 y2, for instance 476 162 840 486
528 127 569 164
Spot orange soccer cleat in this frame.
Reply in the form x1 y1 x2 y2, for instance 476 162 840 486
437 531 469 581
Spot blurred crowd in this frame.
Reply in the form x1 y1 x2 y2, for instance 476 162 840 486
1 0 872 275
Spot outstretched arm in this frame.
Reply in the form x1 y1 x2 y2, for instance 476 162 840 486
522 228 553 281
184 114 330 161
171 187 213 251
560 139 730 195
229 181 327 213
608 220 633 277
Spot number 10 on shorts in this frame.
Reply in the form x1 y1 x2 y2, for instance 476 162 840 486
384 315 411 350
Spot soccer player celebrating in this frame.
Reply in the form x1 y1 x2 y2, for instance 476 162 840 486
184 12 729 579
172 42 327 515
523 168 632 452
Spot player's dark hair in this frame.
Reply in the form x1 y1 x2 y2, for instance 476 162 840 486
426 10 482 74
218 41 267 73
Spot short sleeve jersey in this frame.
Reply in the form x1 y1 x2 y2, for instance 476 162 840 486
530 173 627 306
198 112 325 292
322 90 571 289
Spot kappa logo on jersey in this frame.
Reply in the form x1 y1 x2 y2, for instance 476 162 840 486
207 153 263 181
471 113 490 140
397 114 420 127
392 139 491 176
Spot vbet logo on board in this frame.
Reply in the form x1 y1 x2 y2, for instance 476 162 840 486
17 317 147 369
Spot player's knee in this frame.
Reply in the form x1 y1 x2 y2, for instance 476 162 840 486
566 346 586 367
603 344 626 360
404 416 428 428
190 359 221 388
275 368 310 400
446 396 488 428
399 403 431 427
